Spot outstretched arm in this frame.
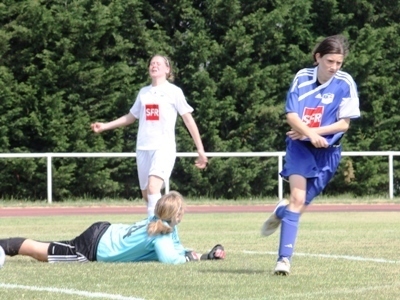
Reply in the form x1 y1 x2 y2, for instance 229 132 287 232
154 235 225 264
91 113 136 133
181 113 208 169
186 244 226 261
154 235 187 264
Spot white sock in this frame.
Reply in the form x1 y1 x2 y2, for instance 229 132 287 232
147 193 161 217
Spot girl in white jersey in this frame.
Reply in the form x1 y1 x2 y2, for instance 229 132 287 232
91 55 208 217
261 35 360 275
0 191 225 265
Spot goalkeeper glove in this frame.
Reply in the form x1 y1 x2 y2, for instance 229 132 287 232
200 244 225 260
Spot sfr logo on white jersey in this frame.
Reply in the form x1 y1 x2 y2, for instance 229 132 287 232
145 104 159 121
302 106 324 128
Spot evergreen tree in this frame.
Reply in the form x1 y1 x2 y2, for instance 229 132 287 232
0 0 399 200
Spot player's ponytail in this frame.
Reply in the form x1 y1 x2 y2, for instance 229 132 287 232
147 219 172 235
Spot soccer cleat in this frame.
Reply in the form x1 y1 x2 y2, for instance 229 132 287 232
274 257 291 275
261 199 289 236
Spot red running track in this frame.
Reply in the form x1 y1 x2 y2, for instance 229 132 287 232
1 204 400 217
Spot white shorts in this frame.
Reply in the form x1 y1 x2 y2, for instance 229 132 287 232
136 149 176 190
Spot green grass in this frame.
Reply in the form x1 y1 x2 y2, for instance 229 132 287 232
1 212 400 300
1 194 399 207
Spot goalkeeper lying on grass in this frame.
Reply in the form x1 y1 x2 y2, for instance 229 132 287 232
0 191 225 265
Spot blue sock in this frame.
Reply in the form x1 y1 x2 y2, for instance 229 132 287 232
275 205 287 219
278 209 300 261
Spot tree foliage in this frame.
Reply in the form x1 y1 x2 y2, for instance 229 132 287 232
0 0 399 200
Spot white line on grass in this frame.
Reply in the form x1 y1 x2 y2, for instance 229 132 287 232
0 283 144 300
243 250 400 264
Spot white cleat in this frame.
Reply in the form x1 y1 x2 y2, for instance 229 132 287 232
274 257 291 276
261 199 289 236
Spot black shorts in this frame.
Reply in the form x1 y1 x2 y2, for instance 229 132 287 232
48 221 111 262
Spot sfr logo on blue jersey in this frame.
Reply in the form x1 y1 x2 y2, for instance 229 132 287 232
302 106 324 127
321 93 334 104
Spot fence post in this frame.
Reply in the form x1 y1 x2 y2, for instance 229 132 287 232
47 155 52 204
0 151 397 202
389 153 394 199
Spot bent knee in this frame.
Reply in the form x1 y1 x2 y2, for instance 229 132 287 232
289 195 306 211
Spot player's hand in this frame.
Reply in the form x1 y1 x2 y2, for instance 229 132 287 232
286 130 306 140
213 247 226 259
91 122 106 133
200 244 226 260
195 151 208 169
309 132 329 148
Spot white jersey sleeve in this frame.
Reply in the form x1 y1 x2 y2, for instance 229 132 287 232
336 71 360 119
130 86 149 119
173 86 194 116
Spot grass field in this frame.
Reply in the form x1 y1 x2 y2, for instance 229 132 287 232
1 194 399 207
1 211 400 300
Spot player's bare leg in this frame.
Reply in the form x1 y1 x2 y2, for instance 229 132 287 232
141 190 148 203
17 239 50 262
146 175 164 217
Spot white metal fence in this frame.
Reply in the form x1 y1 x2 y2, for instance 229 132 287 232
1 151 399 203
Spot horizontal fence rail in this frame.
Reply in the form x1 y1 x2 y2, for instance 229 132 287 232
0 151 399 203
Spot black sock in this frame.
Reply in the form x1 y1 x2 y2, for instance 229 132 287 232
0 238 26 256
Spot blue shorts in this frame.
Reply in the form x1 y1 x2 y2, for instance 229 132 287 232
280 139 341 205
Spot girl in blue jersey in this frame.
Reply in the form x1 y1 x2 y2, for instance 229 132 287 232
0 191 225 265
261 35 360 275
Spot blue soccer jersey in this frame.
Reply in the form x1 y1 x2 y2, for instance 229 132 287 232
96 217 187 264
286 67 360 144
281 66 361 204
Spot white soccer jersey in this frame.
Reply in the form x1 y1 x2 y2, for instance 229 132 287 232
286 67 360 144
130 81 194 150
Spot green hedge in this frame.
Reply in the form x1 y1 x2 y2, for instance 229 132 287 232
0 0 399 200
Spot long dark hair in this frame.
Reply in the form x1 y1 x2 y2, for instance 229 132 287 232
312 35 349 65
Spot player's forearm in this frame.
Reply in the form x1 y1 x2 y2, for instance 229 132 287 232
311 118 350 136
154 239 187 264
191 133 206 154
182 113 205 153
286 113 315 138
104 113 136 131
